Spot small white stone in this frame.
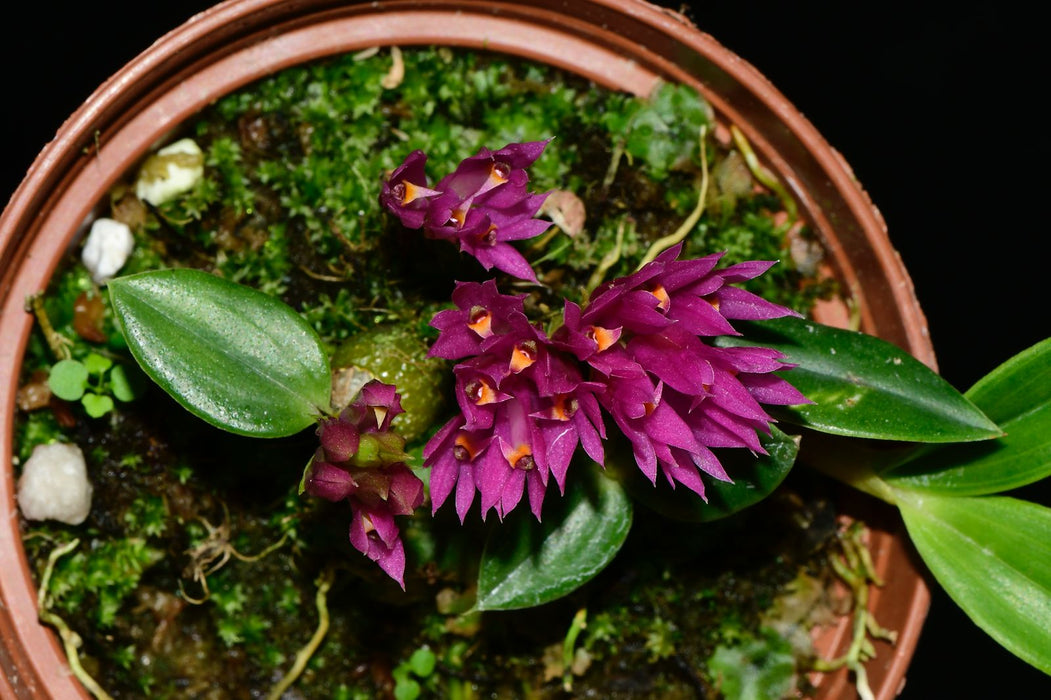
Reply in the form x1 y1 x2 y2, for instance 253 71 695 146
134 137 205 206
81 217 135 283
17 443 93 525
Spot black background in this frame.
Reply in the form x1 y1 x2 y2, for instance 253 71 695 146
2 2 1047 697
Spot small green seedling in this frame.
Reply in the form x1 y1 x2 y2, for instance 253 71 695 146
48 352 142 418
392 646 437 700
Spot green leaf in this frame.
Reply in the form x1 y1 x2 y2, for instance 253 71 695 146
48 359 89 401
885 338 1051 495
608 427 798 522
475 464 632 611
82 352 113 376
81 393 114 418
392 676 420 700
719 317 1001 443
109 269 331 437
897 492 1051 674
407 646 436 677
108 364 137 402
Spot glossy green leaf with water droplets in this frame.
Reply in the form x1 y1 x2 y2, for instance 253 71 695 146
475 464 632 611
718 317 1001 443
885 337 1051 495
109 269 330 437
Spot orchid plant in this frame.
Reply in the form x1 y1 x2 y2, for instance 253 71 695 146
107 139 1051 687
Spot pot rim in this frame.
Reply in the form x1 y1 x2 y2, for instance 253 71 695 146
0 2 931 698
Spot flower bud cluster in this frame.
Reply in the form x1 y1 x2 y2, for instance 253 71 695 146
305 380 423 588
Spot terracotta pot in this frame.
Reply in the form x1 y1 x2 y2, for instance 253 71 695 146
0 1 932 697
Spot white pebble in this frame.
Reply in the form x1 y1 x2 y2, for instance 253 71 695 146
134 137 205 206
17 443 93 525
81 217 134 283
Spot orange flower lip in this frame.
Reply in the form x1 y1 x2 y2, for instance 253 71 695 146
453 432 483 461
485 161 510 188
466 377 500 405
467 305 493 338
548 393 579 421
503 442 535 470
649 283 671 311
400 180 438 205
587 325 619 352
510 340 538 373
449 207 468 228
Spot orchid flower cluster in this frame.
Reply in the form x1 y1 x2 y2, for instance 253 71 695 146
379 141 552 282
322 139 807 586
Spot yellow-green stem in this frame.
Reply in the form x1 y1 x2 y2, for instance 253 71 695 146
38 539 114 700
602 139 626 189
812 525 893 700
637 125 709 268
584 218 627 299
266 567 335 700
27 293 72 361
561 608 588 692
729 125 798 222
803 456 899 507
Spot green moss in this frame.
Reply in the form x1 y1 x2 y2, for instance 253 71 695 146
45 537 163 628
123 495 168 538
14 410 65 462
708 628 797 700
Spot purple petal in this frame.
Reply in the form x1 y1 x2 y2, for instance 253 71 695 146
658 252 724 292
387 465 425 515
318 419 360 463
638 394 702 454
471 243 539 282
742 372 810 406
305 460 357 502
526 470 547 521
659 451 708 499
476 445 513 518
714 286 799 321
454 461 477 524
348 512 408 589
716 259 777 283
497 468 527 520
371 537 407 590
540 423 577 492
667 295 738 336
628 331 714 396
690 445 731 482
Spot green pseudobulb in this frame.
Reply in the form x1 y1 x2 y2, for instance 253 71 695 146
331 323 449 443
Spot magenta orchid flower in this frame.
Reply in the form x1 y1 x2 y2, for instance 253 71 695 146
380 141 552 281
